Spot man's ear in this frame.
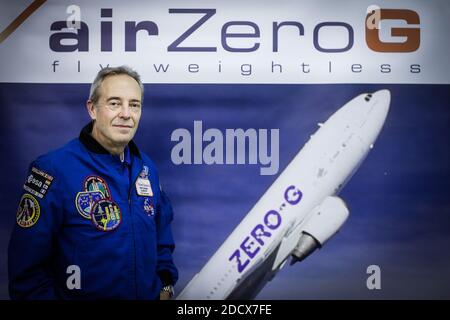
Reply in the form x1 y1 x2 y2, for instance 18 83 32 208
86 100 96 120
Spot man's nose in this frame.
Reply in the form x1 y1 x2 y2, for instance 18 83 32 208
119 103 131 118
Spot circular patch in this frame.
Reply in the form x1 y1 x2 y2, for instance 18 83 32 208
75 191 104 219
90 199 121 231
16 194 40 228
83 175 111 199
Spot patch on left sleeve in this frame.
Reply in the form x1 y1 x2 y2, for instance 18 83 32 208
17 194 40 228
23 167 54 199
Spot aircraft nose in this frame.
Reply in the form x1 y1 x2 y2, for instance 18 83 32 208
359 89 391 145
372 89 390 122
374 89 391 106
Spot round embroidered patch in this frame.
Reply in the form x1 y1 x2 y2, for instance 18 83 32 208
16 194 40 228
90 199 122 231
83 175 111 199
75 191 104 219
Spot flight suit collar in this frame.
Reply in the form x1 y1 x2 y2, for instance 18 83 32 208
79 122 142 158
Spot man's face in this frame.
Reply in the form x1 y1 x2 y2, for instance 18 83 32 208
88 74 142 150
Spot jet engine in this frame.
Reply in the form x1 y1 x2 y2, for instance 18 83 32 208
291 196 349 264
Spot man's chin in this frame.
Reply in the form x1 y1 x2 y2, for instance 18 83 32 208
112 134 133 145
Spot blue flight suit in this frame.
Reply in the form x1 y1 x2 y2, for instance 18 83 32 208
8 123 178 299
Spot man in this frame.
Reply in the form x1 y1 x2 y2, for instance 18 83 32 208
8 66 178 300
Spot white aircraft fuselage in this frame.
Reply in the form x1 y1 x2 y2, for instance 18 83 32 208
178 90 391 300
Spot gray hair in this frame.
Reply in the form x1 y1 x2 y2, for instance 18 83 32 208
89 66 144 105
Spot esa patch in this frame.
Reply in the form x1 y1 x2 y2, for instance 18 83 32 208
16 194 40 228
83 175 111 199
75 191 104 219
23 167 54 199
90 199 121 231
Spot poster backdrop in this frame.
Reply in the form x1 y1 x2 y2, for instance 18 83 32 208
0 0 449 299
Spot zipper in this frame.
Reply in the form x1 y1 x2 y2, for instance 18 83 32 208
127 164 139 299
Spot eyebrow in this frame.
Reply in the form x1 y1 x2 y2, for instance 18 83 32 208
106 97 141 103
106 97 121 102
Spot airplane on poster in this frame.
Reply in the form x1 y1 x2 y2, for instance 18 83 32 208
177 90 391 299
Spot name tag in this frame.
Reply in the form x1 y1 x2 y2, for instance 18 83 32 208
136 177 153 196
